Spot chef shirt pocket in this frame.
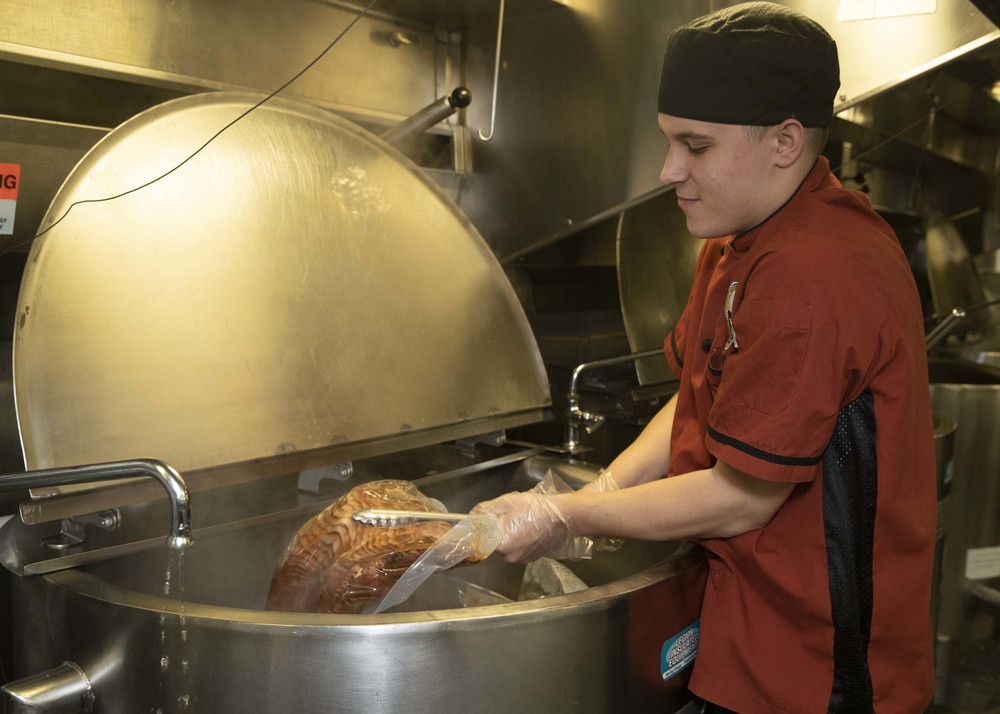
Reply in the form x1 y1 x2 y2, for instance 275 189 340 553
717 300 813 416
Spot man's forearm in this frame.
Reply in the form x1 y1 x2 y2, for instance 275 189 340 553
605 392 678 488
558 460 794 542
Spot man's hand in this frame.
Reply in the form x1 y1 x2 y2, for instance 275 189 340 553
471 491 577 563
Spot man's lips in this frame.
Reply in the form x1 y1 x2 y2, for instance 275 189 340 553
676 195 698 207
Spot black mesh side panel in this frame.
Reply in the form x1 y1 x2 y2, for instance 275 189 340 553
823 388 877 713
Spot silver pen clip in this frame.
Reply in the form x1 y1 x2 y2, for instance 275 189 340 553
724 280 739 351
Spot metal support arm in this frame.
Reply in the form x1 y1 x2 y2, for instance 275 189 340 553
381 87 472 145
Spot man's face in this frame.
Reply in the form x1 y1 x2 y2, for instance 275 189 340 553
658 114 780 239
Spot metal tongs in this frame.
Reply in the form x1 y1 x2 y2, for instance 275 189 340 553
352 508 469 527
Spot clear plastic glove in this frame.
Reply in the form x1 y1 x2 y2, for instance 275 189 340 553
471 489 576 563
577 469 624 553
472 470 621 564
578 468 620 494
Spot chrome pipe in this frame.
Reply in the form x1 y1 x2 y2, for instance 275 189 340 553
2 661 94 714
0 662 95 714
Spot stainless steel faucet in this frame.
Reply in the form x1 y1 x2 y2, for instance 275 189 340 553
0 458 193 550
564 348 663 454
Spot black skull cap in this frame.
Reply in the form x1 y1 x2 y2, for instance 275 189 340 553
658 2 840 127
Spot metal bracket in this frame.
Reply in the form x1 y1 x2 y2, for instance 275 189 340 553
454 430 506 457
297 462 354 494
41 509 121 551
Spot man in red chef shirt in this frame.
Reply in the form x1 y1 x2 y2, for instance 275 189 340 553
473 3 937 712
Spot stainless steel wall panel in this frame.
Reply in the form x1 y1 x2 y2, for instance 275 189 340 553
457 0 999 260
0 0 448 126
459 1 707 260
0 1 995 261
796 0 999 109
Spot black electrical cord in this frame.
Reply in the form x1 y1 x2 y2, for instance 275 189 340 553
22 0 378 246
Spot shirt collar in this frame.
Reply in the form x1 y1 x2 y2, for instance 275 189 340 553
727 156 831 253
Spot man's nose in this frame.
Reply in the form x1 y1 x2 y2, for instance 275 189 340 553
659 149 685 187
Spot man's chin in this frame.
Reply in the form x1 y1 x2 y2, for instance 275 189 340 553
683 222 717 240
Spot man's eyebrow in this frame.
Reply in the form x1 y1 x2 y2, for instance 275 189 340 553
670 131 715 142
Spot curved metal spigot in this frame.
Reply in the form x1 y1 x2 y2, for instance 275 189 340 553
563 348 663 454
564 392 606 454
0 458 192 550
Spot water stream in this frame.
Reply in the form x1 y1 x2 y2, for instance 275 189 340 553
154 548 190 713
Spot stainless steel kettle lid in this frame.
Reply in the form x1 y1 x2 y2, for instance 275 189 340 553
14 92 549 476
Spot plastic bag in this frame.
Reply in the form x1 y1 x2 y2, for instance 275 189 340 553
370 469 624 612
266 479 470 615
518 557 589 601
367 513 501 613
386 575 513 612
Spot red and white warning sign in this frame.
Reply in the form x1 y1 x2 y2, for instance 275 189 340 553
0 163 21 235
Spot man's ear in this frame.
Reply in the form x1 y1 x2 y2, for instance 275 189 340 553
773 119 806 168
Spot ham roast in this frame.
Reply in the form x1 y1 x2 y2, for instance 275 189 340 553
266 479 461 614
